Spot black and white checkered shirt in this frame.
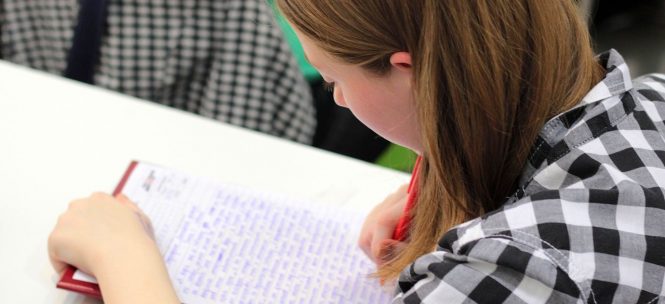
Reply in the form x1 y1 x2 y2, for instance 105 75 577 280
394 50 665 303
0 0 316 143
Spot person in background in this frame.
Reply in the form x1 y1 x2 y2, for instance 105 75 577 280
0 0 315 144
47 0 665 303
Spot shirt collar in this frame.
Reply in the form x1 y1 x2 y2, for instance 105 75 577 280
513 50 635 200
579 49 634 106
537 49 634 142
533 49 634 139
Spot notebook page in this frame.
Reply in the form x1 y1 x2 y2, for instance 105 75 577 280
120 162 393 304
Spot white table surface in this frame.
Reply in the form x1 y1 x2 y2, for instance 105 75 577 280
0 61 409 303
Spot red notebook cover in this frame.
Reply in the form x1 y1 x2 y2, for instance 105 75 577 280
56 161 139 299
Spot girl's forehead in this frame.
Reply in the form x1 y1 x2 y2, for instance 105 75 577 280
296 32 349 75
293 30 323 65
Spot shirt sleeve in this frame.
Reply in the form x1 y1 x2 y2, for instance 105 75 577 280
392 238 582 304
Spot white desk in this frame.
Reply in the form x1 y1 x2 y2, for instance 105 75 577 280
0 61 409 303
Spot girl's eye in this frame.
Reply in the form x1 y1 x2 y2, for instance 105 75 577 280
323 81 335 92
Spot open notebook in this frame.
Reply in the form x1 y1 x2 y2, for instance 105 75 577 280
57 161 393 303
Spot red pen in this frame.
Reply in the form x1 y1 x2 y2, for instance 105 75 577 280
392 156 422 242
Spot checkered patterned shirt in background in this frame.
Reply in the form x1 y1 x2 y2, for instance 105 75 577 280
394 50 665 303
0 0 316 144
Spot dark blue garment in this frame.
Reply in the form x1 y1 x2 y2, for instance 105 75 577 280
63 0 108 84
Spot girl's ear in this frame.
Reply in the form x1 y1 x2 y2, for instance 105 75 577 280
389 52 412 71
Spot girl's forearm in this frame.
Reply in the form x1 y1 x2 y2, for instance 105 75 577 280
94 239 180 304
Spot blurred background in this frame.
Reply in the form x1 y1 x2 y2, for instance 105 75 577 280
584 0 665 76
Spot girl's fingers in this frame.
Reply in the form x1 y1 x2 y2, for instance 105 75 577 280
359 183 410 262
369 198 408 262
115 193 130 203
49 251 68 275
377 239 407 266
115 193 144 219
139 213 156 240
48 232 68 275
369 225 394 263
115 193 138 210
395 184 410 200
115 193 156 239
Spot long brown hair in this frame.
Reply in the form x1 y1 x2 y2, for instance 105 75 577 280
278 0 603 280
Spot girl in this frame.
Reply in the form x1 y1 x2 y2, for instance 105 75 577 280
49 0 665 302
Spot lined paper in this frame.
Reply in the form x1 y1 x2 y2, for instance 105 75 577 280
119 162 393 303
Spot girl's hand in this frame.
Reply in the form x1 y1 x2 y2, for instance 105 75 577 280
48 192 155 276
358 184 409 265
48 192 179 303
